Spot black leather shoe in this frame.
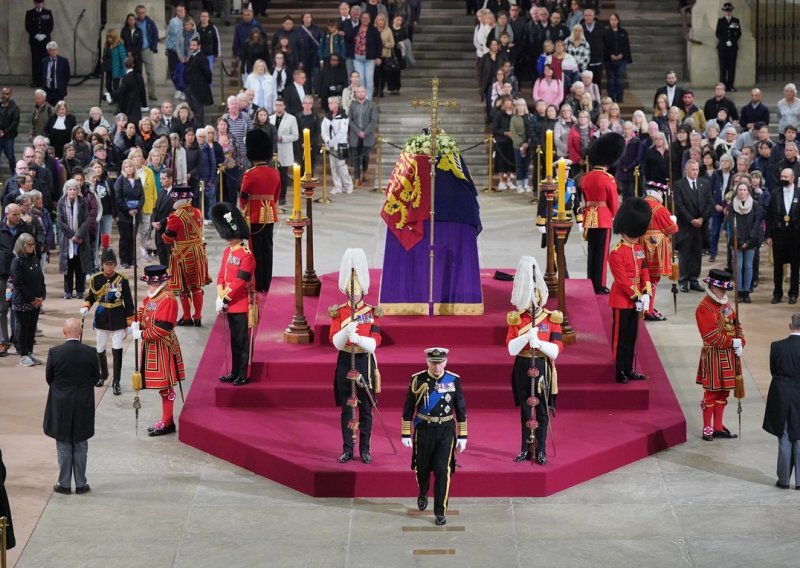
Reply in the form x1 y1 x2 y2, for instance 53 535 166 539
112 381 121 396
219 373 236 383
790 295 798 305
148 422 176 437
535 451 547 465
679 283 689 293
361 453 372 464
417 493 428 511
176 318 193 326
53 484 71 495
513 450 531 462
689 281 704 292
712 427 738 439
594 286 610 294
616 372 629 384
775 480 790 489
193 318 202 327
435 515 446 526
628 371 647 381
702 432 714 441
232 376 249 386
338 452 353 463
95 378 106 387
772 296 782 304
76 484 91 494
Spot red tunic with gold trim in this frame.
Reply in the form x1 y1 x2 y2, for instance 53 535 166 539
505 308 564 402
608 239 652 309
238 164 281 226
217 243 256 315
580 167 619 232
695 295 745 391
329 302 383 404
138 286 185 390
162 204 211 294
642 196 678 277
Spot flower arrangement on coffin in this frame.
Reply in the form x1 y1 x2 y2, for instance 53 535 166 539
402 131 461 156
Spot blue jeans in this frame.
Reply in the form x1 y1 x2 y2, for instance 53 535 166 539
0 137 15 170
513 148 531 185
778 426 800 488
605 60 627 103
736 248 755 291
709 213 724 256
204 180 217 219
353 55 376 100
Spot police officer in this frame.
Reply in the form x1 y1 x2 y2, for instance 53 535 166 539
715 3 741 93
25 0 54 88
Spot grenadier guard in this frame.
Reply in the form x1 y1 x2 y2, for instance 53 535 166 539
238 128 281 294
696 268 743 441
581 132 624 294
642 181 679 322
161 186 211 326
506 256 564 465
715 3 741 92
401 347 467 527
211 203 257 387
329 249 382 464
608 197 653 384
80 237 135 396
130 265 185 437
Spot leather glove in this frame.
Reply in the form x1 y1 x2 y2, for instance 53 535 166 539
215 297 225 313
402 437 413 448
345 322 358 334
79 307 89 317
131 328 143 341
537 225 547 234
732 338 742 349
734 346 743 357
457 439 467 452
640 294 651 313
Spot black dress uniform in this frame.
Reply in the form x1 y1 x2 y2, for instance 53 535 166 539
402 353 468 524
25 2 54 88
715 5 741 92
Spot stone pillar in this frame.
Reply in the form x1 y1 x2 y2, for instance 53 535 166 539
688 0 755 88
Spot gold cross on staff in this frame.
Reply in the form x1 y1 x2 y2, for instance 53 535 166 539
411 77 458 144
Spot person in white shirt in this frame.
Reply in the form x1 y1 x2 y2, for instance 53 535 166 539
321 96 353 194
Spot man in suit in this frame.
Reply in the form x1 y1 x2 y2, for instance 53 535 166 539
282 69 307 117
25 0 54 88
763 313 800 489
673 159 713 292
106 58 146 124
347 86 377 188
184 38 214 126
151 169 176 266
715 2 741 93
269 98 298 208
41 42 70 106
44 318 99 495
582 8 605 90
652 70 686 110
766 168 800 304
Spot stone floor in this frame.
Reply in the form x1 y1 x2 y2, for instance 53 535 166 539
2 71 800 567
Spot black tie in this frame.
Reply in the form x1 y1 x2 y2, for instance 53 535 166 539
50 59 56 89
691 180 696 192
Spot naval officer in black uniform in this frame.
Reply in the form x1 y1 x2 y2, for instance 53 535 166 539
25 0 54 88
715 2 742 93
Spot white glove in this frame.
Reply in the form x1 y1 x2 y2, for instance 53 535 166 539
726 41 732 47
126 326 132 336
457 439 467 452
528 329 542 350
640 294 651 313
348 332 360 345
215 297 225 313
130 321 140 333
104 92 112 104
537 225 547 234
345 322 358 334
140 106 150 113
35 34 46 42
131 328 143 341
734 346 743 357
79 307 89 317
402 437 413 448
669 215 677 223
732 338 742 349
635 300 644 312
577 223 583 232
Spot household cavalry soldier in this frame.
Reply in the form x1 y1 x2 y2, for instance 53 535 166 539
211 202 257 387
238 128 282 294
696 268 744 442
506 256 563 465
401 347 467 527
161 185 211 326
581 132 624 294
130 265 185 437
80 236 135 396
329 248 382 464
642 181 679 322
608 197 653 384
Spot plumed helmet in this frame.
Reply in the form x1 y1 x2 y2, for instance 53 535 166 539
245 128 273 162
511 255 548 311
338 248 370 297
587 132 626 169
613 196 653 238
100 234 117 265
211 202 250 241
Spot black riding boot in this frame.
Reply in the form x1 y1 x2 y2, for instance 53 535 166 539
96 351 109 387
112 348 123 396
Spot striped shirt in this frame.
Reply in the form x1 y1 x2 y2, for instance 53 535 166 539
222 112 252 168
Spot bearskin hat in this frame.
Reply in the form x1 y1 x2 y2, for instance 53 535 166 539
245 128 273 162
613 196 653 238
587 132 626 169
211 202 250 241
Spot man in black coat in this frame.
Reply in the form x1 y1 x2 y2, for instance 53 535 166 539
44 318 99 495
653 70 686 110
151 169 176 266
582 8 605 89
763 313 800 489
765 168 800 304
0 448 15 550
40 41 70 106
715 2 741 92
106 58 146 124
673 159 713 292
184 38 214 126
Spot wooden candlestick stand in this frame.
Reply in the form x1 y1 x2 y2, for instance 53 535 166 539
552 217 576 345
284 216 314 344
301 176 321 296
540 178 559 296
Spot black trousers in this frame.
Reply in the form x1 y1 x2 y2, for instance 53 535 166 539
335 351 375 455
772 231 800 299
277 166 288 205
227 312 249 378
587 228 610 291
612 307 639 376
64 256 85 296
185 89 205 126
118 221 134 266
678 228 704 283
413 423 456 517
250 223 274 293
512 356 549 454
156 235 171 267
30 41 47 86
351 139 371 180
14 309 39 357
718 46 738 90
587 62 603 90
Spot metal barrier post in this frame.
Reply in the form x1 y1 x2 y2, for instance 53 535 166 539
485 136 494 192
315 147 332 204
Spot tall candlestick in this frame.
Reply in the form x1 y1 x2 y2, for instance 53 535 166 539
557 158 566 220
545 129 553 179
303 128 311 178
293 163 302 219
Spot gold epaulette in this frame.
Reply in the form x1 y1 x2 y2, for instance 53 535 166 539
446 371 461 379
546 309 564 324
372 305 384 318
507 310 522 326
611 240 623 252
328 304 341 318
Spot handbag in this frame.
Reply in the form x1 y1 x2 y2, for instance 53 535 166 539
336 143 350 161
383 56 401 72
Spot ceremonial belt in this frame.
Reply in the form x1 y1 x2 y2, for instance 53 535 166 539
416 413 454 424
586 201 608 208
250 196 275 201
98 301 123 308
644 229 664 236
173 238 203 249
517 349 548 359
341 345 368 354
